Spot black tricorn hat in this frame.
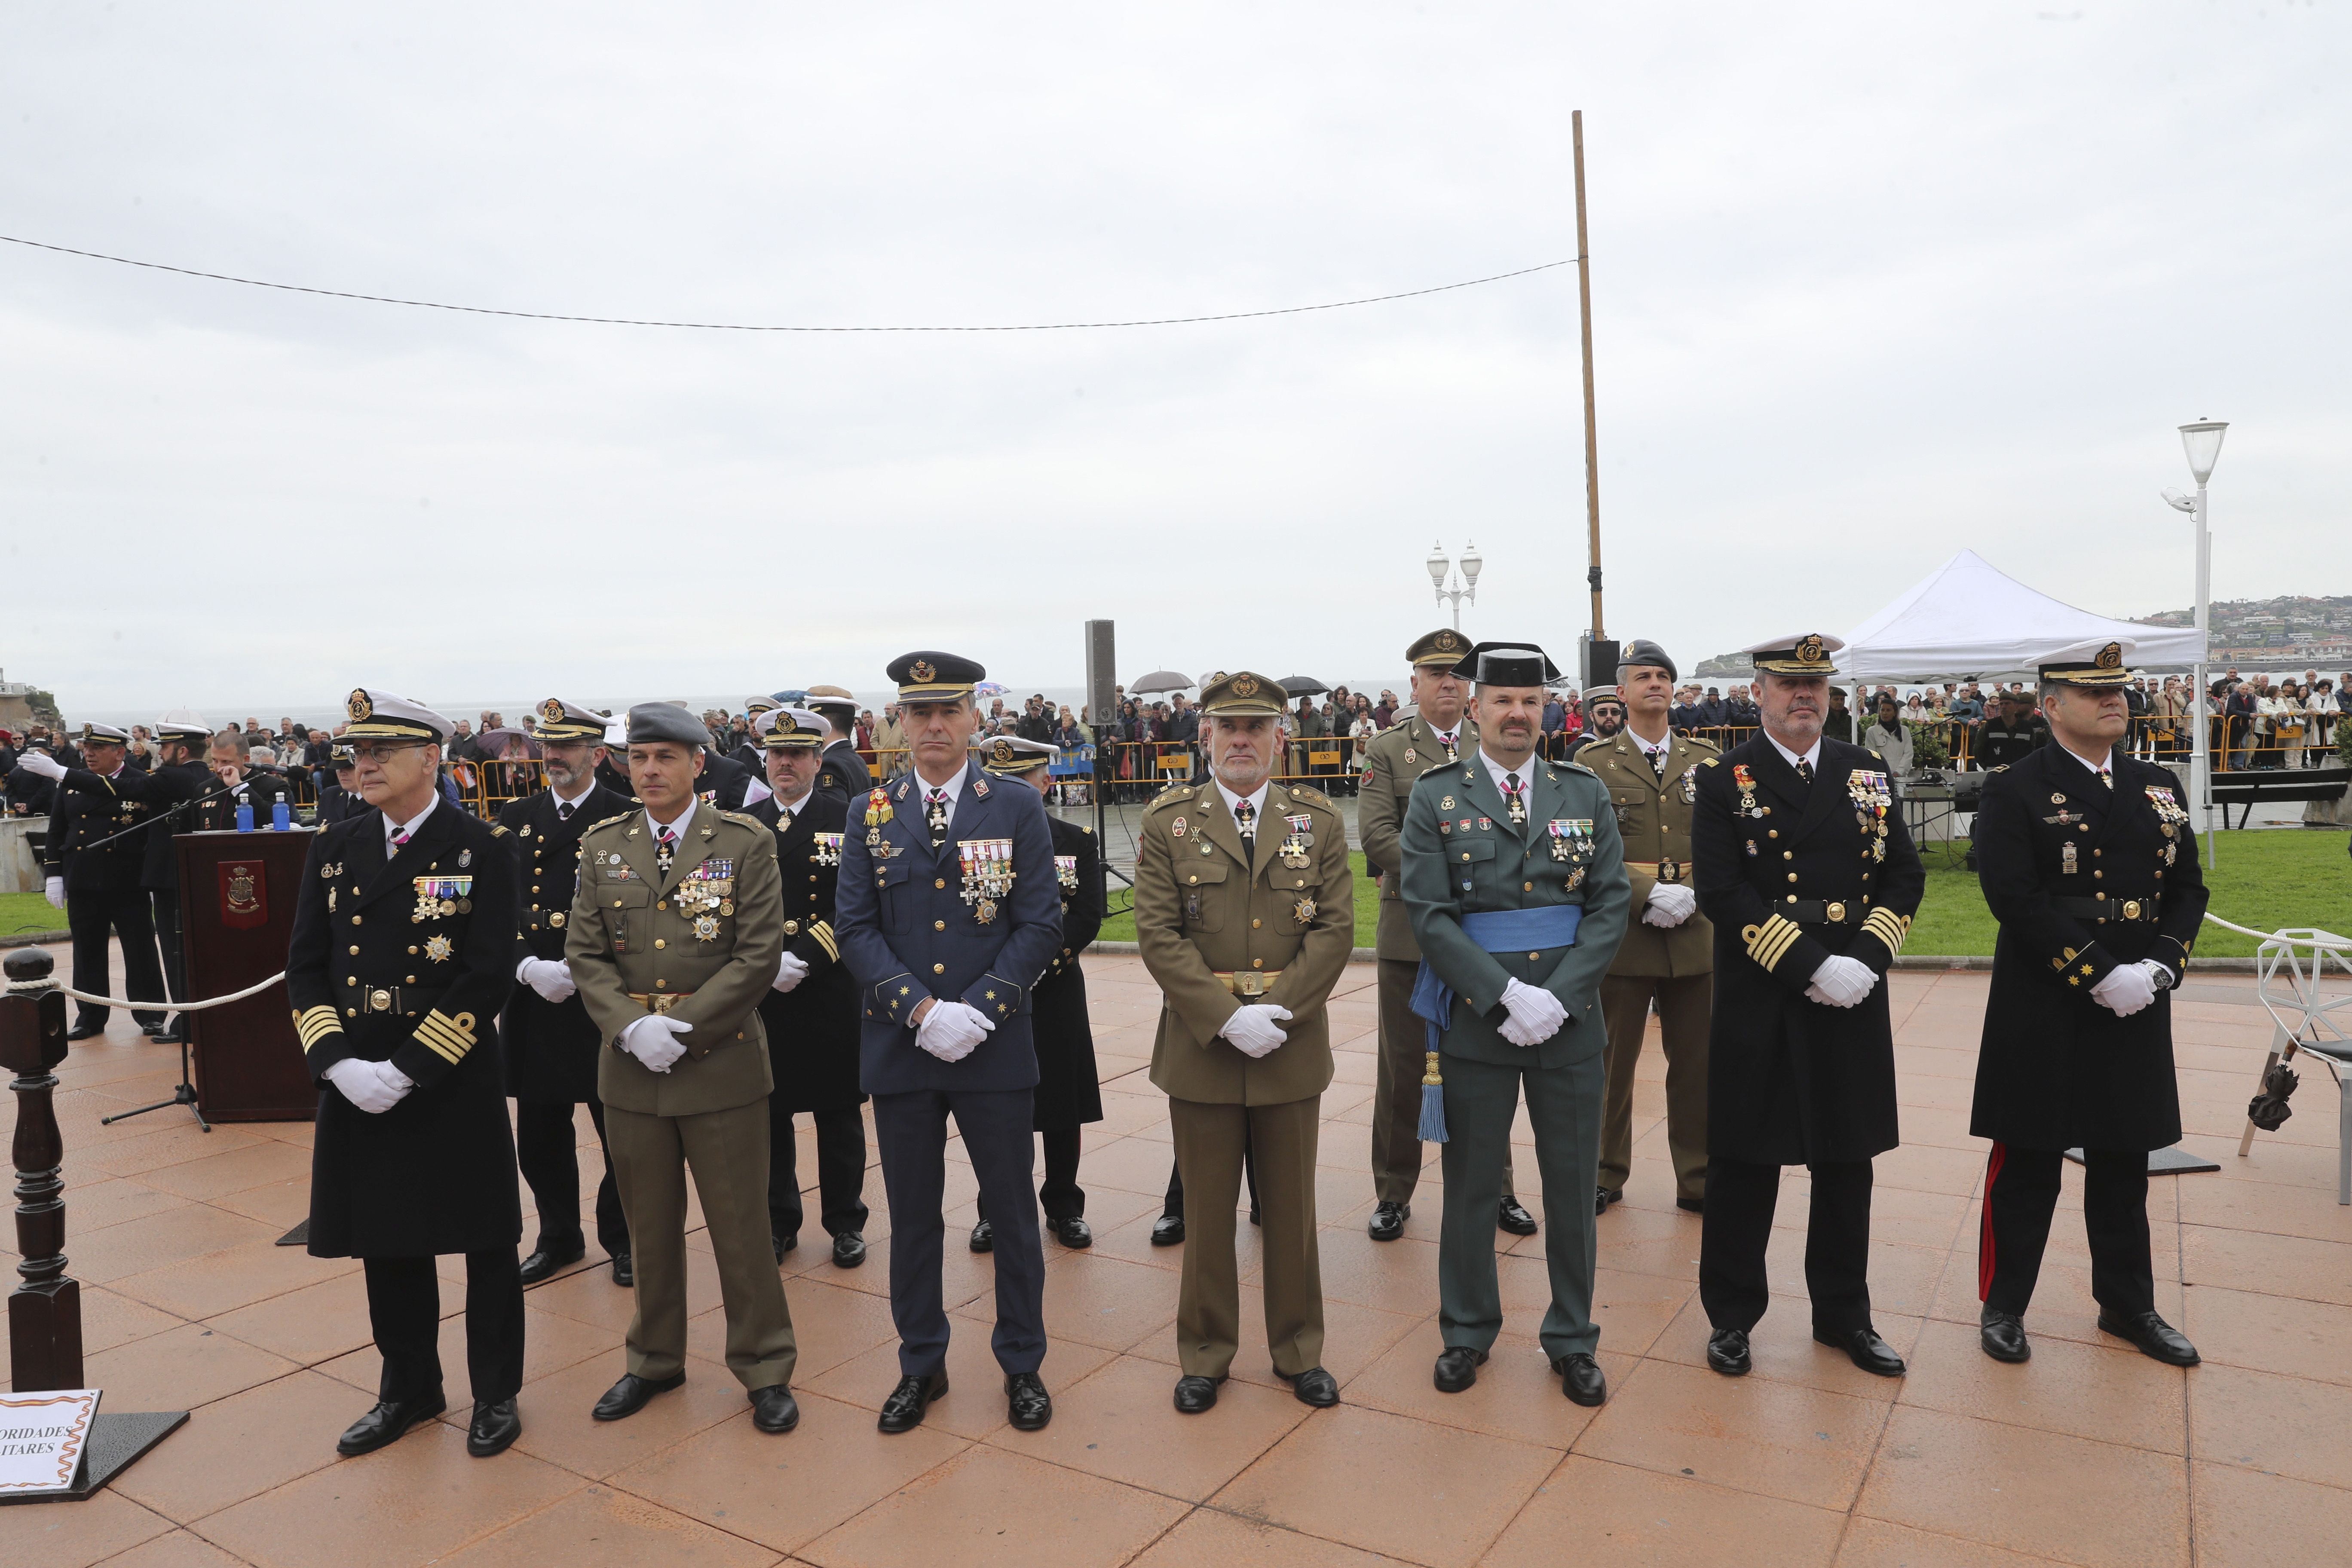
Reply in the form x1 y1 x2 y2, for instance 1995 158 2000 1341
1449 641 1560 686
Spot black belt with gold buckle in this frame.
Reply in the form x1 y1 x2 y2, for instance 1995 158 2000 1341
357 983 443 1017
1784 899 1859 924
2056 894 2159 923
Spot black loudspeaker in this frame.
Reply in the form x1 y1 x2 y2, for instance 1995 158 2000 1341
1085 620 1118 726
1579 635 1619 691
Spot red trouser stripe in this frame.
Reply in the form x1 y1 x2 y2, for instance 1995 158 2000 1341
1979 1142 2006 1301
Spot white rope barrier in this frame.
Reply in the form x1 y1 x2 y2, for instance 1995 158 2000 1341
4 971 289 1011
2202 914 2352 951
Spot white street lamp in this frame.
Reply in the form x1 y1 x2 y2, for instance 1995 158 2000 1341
2170 420 2227 866
1429 539 1482 628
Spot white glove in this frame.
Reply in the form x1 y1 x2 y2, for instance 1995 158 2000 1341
2089 961 2159 1017
1219 1003 1293 1059
44 875 66 910
1642 882 1698 928
772 952 810 993
915 1000 995 1062
1804 954 1878 1009
619 1014 693 1073
324 1057 408 1114
16 750 65 782
1498 977 1569 1047
516 957 576 1003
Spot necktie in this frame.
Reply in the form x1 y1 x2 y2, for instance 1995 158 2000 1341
1437 731 1458 763
390 824 411 849
1234 799 1256 844
1649 745 1668 778
655 824 677 875
557 801 573 822
926 789 949 845
1503 771 1527 824
2099 766 2113 790
1795 759 1814 785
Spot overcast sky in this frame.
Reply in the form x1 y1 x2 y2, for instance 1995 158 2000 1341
3 2 2344 720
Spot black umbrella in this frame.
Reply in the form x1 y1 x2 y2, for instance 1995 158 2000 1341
1276 676 1330 697
1130 671 1194 694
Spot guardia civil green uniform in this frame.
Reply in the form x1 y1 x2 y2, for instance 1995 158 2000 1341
567 704 797 1414
1134 671 1355 1406
1400 643 1630 1399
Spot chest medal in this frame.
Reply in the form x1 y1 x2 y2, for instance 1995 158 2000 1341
424 934 453 963
1055 854 1080 894
1293 894 1317 926
412 876 473 923
959 837 1016 923
811 832 844 867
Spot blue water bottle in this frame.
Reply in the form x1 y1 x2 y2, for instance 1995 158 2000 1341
271 796 291 831
234 800 254 832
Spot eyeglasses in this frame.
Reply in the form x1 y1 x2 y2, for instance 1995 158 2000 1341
346 741 433 763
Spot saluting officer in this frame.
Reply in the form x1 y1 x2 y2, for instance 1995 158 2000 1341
1971 640 2205 1368
1355 629 1534 1242
834 652 1062 1436
36 724 170 1041
1401 643 1630 1407
968 735 1105 1253
806 683 876 797
1585 640 1716 1216
1135 671 1354 1415
567 703 801 1434
747 704 870 1269
498 698 635 1287
284 689 526 1459
1690 634 1925 1380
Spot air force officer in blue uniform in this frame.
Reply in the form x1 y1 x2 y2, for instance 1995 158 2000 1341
835 651 1062 1436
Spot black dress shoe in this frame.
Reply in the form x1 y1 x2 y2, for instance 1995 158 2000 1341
1706 1328 1752 1376
1980 1311 2031 1363
1250 1207 1262 1226
610 1250 634 1287
335 1393 446 1455
139 1021 170 1039
2098 1309 2200 1366
1367 1200 1409 1242
1594 1186 1623 1216
1172 1374 1223 1414
1815 1325 1906 1377
1554 1353 1608 1407
1051 1215 1093 1248
1005 1371 1053 1430
591 1371 684 1421
1433 1346 1487 1393
1675 1196 1705 1214
1497 1197 1539 1236
878 1370 949 1433
1278 1366 1340 1407
773 1232 797 1262
1150 1213 1186 1246
833 1231 867 1268
466 1398 521 1457
152 1024 187 1045
66 1023 104 1041
518 1241 585 1286
748 1384 800 1433
969 1219 994 1253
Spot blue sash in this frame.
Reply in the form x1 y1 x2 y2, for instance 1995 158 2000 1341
1409 905 1584 1048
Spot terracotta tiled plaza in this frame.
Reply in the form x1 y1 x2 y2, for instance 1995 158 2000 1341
9 951 2350 1568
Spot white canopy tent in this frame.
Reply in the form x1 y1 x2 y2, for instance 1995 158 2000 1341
1838 550 2203 684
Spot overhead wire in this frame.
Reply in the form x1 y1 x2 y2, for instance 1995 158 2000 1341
0 232 1576 333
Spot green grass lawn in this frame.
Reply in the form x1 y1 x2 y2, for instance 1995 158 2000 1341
1094 836 2350 958
0 890 67 941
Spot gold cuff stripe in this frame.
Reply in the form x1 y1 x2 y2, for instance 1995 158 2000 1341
1861 908 1910 956
415 1009 478 1065
810 921 839 962
293 1006 343 1052
1749 915 1803 973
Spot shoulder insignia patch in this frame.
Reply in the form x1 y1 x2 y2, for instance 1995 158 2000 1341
490 824 511 836
1561 761 1599 779
1701 757 1721 768
584 811 632 833
720 811 764 828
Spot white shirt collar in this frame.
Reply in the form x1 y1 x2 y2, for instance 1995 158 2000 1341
915 763 967 808
1628 725 1672 759
644 799 696 841
2058 741 2115 776
1476 746 1538 799
1426 717 1462 745
1765 731 1823 774
383 793 438 848
1214 776 1271 822
549 776 596 811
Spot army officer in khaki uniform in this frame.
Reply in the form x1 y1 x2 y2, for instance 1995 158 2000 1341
1135 671 1355 1414
1356 628 1533 1242
1586 639 1715 1215
567 702 801 1434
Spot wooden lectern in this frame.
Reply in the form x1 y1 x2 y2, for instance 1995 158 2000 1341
175 829 317 1122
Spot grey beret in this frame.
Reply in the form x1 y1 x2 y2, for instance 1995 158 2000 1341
1617 639 1677 684
624 702 710 748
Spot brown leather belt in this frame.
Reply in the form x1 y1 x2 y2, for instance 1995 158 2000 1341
626 991 696 1014
2055 895 2159 923
1213 970 1283 997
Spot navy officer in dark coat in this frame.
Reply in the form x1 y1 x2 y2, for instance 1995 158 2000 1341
31 723 171 1040
835 651 1062 1435
968 735 1104 1254
1970 640 2206 1367
498 698 635 1286
748 704 870 1268
285 688 524 1459
1690 634 1925 1381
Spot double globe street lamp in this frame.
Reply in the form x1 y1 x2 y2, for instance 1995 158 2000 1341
1427 540 1483 630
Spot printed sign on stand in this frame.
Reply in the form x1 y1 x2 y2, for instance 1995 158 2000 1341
0 1390 101 1497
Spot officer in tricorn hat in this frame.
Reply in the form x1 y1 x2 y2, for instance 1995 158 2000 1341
1969 638 2205 1368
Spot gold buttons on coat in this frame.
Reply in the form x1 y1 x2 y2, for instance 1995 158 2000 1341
656 900 667 911
1252 918 1262 928
1252 959 1264 969
1523 882 1534 891
407 946 418 955
935 878 947 889
654 938 666 949
934 920 946 931
349 945 360 955
933 963 946 974
1787 873 1798 882
352 916 362 925
1782 850 1793 860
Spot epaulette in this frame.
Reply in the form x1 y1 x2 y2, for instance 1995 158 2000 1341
1555 760 1599 779
1701 756 1721 767
1683 734 1721 753
1081 824 1094 835
582 811 633 833
1284 784 1333 808
1144 784 1196 812
720 810 764 828
1414 758 1455 779
490 824 510 836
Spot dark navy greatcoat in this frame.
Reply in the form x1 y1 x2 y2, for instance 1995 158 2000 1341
495 782 634 1102
285 801 522 1258
1691 736 1925 1165
1970 745 2207 1152
1029 813 1104 1130
835 760 1060 1096
748 786 865 1114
